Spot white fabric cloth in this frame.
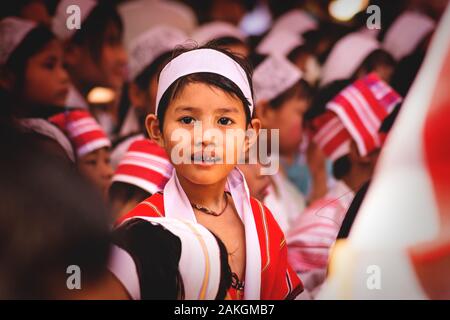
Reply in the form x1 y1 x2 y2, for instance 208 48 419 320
119 0 197 49
163 167 262 299
0 17 36 64
128 25 187 80
19 118 75 162
110 217 223 300
383 11 435 61
191 21 246 45
256 30 303 57
253 55 302 104
271 9 318 35
264 171 306 233
320 32 379 87
286 180 354 296
108 245 141 300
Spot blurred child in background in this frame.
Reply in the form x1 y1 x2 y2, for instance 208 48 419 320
50 109 113 199
287 73 402 296
111 25 187 168
252 55 312 232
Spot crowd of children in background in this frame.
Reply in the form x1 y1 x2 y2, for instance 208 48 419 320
0 0 446 299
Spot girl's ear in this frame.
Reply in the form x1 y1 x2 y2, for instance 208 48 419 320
146 113 165 148
254 100 274 128
244 118 261 153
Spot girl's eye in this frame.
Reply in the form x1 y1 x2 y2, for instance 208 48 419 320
218 117 233 125
180 116 195 125
43 60 56 70
84 159 97 166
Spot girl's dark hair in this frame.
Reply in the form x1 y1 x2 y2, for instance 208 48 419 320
332 154 352 180
209 36 247 51
2 25 54 94
268 79 313 110
156 44 253 128
213 233 232 299
354 49 396 77
70 2 123 63
112 218 232 300
134 51 172 91
109 181 151 206
287 44 314 63
112 218 183 300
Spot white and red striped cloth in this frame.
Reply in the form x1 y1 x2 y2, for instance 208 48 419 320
286 181 354 295
312 73 402 161
112 139 172 195
49 110 111 157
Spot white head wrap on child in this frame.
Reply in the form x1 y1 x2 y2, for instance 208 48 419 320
256 29 303 57
382 11 435 61
109 217 223 300
320 32 379 87
155 48 254 115
191 21 246 45
0 17 36 65
128 25 187 81
253 55 303 104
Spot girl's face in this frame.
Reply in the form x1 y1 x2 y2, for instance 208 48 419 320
67 22 127 90
99 23 127 89
77 147 114 198
264 96 309 157
24 39 69 106
149 82 259 186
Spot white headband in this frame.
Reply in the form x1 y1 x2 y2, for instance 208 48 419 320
0 17 36 65
156 48 253 115
110 217 222 300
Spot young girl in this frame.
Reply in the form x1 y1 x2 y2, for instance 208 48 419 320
118 45 302 300
0 17 75 162
49 109 114 198
0 17 69 116
252 54 311 233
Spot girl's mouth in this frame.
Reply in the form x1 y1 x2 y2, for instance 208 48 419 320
191 152 222 165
